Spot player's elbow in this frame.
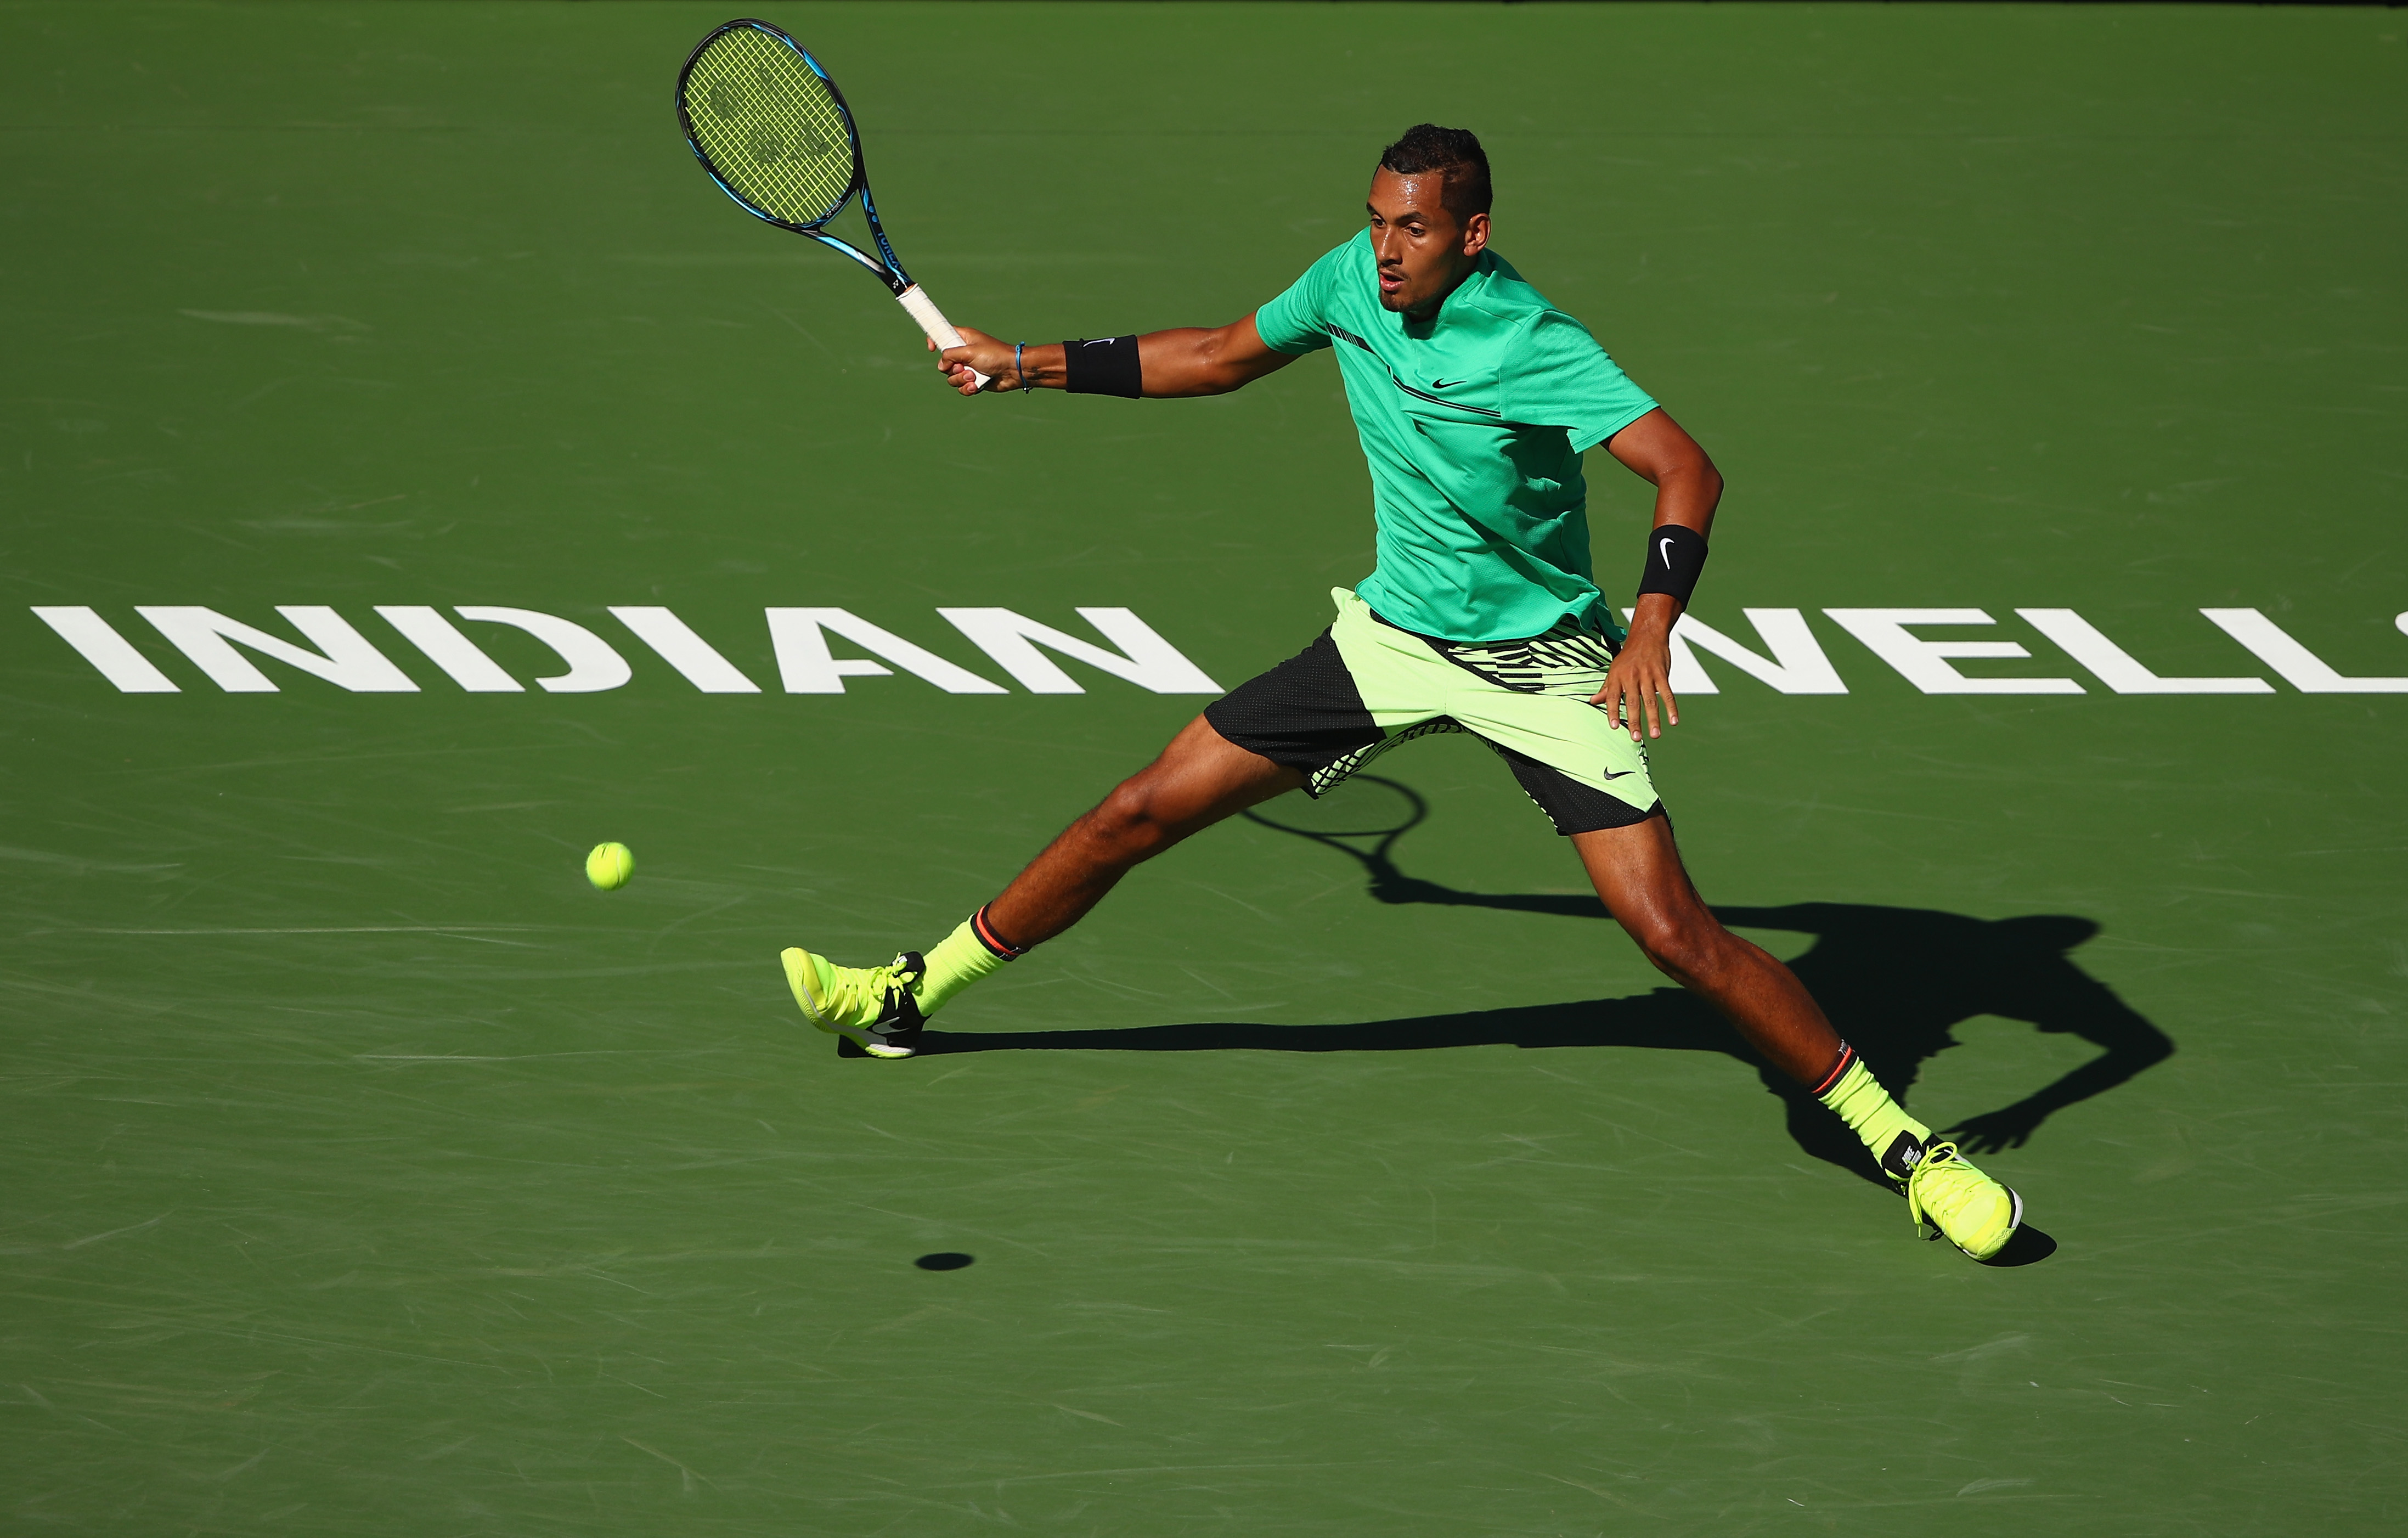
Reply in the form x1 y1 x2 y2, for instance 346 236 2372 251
1191 341 1249 396
1680 447 1723 503
1186 323 1276 397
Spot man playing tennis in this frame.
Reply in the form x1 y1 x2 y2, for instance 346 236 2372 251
779 125 2023 1261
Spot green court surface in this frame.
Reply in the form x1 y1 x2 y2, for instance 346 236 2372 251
4 2 2404 1531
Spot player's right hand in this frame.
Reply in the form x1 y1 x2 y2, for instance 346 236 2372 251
1593 596 1682 741
933 328 1022 395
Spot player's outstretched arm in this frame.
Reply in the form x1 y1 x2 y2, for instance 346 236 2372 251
1591 408 1723 742
932 315 1294 398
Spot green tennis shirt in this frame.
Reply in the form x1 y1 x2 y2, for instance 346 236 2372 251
1254 230 1659 644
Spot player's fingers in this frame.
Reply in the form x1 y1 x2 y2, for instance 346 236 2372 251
1594 667 1625 728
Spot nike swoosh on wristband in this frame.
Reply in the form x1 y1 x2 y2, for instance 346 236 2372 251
1659 536 1676 567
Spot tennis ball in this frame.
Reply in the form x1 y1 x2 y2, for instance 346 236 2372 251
585 841 634 891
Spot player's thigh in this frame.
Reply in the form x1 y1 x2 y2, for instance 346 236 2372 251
1570 814 1715 956
1116 713 1306 834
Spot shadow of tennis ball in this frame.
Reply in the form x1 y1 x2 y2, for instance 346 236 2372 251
914 1252 974 1271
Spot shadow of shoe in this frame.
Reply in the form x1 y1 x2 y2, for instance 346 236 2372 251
1977 1223 2058 1268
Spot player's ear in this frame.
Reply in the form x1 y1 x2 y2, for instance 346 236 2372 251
1460 209 1490 256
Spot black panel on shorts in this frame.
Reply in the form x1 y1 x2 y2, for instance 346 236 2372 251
1490 740 1664 836
1204 629 1384 783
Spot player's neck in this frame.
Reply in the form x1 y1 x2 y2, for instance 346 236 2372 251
1400 253 1483 322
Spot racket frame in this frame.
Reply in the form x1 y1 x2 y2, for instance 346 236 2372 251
676 19 986 383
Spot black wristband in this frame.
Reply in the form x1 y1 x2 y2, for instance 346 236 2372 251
1636 523 1709 608
1061 335 1142 398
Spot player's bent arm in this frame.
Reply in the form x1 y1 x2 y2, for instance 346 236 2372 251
1604 408 1723 545
935 316 1294 398
1592 408 1724 739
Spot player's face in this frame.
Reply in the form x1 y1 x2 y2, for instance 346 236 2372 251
1367 167 1490 317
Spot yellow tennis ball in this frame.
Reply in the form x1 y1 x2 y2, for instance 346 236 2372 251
585 841 634 891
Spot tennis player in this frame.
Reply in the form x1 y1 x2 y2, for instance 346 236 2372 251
780 125 2023 1261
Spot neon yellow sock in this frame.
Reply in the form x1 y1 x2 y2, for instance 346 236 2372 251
1818 1056 1931 1168
911 916 1014 1015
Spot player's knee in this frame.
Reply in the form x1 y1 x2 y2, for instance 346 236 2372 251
1087 780 1176 859
1632 911 1720 982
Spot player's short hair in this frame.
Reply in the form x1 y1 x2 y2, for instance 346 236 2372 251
1378 124 1492 221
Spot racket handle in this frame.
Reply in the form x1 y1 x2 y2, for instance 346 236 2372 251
896 284 992 390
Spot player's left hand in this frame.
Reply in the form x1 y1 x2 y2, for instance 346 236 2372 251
1594 602 1680 741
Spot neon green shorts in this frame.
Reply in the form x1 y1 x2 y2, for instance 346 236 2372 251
1204 588 1662 835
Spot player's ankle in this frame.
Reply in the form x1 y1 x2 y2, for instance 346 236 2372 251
1813 1046 1931 1173
912 904 1029 1015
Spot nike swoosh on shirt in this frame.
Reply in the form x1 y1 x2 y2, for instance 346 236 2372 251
1599 768 1638 780
1431 378 1465 388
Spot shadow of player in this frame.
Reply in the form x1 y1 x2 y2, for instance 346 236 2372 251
920 779 2174 1202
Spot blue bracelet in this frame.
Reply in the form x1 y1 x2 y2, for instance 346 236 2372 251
1015 341 1030 393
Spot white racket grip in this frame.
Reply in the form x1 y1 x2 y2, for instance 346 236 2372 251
897 284 991 390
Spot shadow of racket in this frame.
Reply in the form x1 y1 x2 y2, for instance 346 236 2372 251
1242 773 1604 917
1243 776 1442 905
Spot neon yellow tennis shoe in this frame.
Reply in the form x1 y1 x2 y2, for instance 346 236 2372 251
1899 1139 2023 1261
780 946 926 1058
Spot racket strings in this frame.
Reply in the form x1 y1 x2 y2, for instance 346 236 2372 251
683 27 855 227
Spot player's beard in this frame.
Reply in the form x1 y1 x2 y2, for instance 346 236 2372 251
1380 267 1459 318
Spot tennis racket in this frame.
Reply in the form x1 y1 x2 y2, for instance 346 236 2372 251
676 19 988 387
